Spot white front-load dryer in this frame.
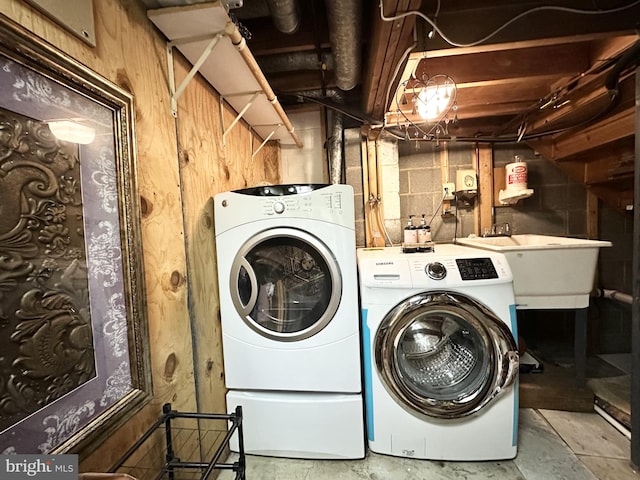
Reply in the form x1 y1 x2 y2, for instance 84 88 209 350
357 245 519 461
214 184 364 459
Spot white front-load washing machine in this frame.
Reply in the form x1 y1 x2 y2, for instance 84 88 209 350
357 244 519 461
214 184 364 459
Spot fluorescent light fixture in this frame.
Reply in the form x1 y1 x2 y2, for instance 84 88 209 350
48 120 95 144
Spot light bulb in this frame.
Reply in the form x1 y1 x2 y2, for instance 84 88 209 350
417 83 454 120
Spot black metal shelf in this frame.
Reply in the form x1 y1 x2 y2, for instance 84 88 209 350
109 403 245 480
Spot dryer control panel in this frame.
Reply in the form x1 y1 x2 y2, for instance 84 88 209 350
214 184 356 234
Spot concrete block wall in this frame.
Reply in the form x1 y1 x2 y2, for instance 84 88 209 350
397 141 476 243
491 144 632 355
493 144 588 237
343 133 632 355
397 141 631 355
594 205 634 354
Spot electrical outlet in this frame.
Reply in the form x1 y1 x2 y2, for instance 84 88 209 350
442 182 456 200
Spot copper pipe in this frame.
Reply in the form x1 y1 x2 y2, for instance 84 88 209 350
225 22 303 148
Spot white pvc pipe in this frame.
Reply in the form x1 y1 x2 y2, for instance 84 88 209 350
594 404 631 439
595 288 634 305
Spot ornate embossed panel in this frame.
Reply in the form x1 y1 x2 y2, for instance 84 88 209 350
0 107 96 433
0 14 151 456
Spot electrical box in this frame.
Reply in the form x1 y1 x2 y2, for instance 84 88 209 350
456 169 477 193
442 183 456 200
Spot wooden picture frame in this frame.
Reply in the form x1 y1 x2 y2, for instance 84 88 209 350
0 14 152 456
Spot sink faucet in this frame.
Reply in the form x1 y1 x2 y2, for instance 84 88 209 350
485 222 512 237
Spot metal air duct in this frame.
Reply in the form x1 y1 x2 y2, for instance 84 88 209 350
328 110 344 184
266 0 301 34
325 0 362 91
290 89 345 184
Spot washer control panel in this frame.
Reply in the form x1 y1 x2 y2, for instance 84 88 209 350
455 258 498 280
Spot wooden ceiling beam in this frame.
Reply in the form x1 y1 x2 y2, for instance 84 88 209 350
362 0 422 119
524 69 636 134
420 2 640 51
413 43 590 84
544 107 635 161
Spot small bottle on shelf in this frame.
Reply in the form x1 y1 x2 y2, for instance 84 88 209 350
403 215 418 244
417 214 432 244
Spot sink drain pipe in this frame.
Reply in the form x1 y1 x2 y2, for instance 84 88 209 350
592 288 633 305
591 288 633 440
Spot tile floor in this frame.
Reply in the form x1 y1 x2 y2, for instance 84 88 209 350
219 408 639 480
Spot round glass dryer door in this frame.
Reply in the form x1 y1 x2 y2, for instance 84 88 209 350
375 291 518 419
229 227 341 341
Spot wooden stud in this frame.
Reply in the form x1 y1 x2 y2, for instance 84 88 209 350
477 144 494 233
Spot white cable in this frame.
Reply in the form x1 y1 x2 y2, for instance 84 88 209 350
375 198 394 247
429 191 447 227
383 30 417 120
379 0 640 48
368 200 379 246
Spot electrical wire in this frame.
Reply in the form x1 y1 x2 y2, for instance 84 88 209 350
379 0 640 48
383 28 418 121
376 18 638 143
290 13 638 145
367 198 380 247
380 77 624 144
428 191 447 227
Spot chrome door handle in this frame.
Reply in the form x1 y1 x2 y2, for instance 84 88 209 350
236 257 258 316
498 350 520 394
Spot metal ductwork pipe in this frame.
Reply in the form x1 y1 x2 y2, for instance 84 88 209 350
266 0 301 34
329 110 344 184
258 51 333 75
325 0 362 91
291 89 345 184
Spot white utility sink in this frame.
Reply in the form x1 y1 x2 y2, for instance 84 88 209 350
455 234 612 309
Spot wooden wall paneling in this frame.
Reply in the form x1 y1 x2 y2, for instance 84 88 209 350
0 0 200 470
90 1 199 469
173 47 281 431
173 55 227 428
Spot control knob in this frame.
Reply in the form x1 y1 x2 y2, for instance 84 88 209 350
426 262 447 280
273 201 285 214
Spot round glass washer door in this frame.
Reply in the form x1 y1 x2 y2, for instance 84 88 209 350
375 291 518 419
229 227 342 341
